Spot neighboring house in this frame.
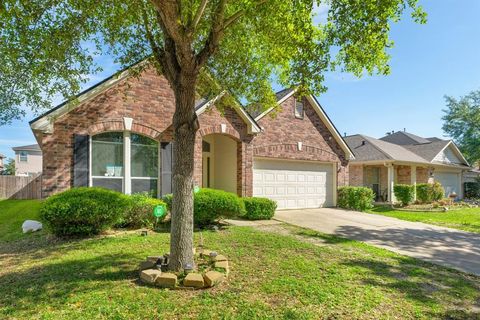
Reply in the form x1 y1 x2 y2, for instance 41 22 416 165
12 144 43 176
29 66 353 208
0 153 5 171
464 165 480 183
345 131 470 202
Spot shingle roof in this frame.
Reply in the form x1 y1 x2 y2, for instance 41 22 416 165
346 131 470 168
403 140 450 162
345 134 430 164
380 131 431 145
12 144 41 152
246 88 295 118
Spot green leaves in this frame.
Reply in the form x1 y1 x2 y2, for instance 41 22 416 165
442 90 480 164
0 0 426 124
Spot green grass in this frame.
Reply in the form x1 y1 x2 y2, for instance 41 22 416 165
0 199 43 242
1 200 479 319
368 206 480 233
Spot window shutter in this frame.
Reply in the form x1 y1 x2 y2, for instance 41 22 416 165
73 134 90 187
161 142 173 195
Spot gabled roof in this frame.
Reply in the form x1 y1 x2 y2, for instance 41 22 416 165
380 131 431 145
346 131 470 168
252 88 353 159
12 144 41 152
30 63 260 134
345 135 429 164
403 140 450 162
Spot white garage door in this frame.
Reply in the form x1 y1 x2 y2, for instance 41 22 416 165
435 172 460 197
253 159 334 210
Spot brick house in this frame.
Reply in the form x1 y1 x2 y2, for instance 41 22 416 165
30 66 353 209
345 131 471 202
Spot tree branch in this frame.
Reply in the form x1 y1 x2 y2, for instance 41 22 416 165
195 0 227 68
190 0 209 33
223 0 267 30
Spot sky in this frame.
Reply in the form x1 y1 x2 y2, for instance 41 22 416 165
1 0 479 159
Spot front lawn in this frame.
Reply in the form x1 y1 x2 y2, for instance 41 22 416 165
368 206 480 233
1 200 479 319
0 199 43 242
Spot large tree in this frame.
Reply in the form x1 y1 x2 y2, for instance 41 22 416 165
443 90 480 165
0 0 425 271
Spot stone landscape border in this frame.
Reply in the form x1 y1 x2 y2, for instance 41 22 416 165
139 249 229 289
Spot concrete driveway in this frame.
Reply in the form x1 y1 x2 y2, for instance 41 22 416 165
275 208 480 276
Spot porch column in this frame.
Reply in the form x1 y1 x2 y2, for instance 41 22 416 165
387 164 395 203
411 165 417 201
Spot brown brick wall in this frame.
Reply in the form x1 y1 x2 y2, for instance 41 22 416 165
253 95 349 187
396 165 411 184
37 69 349 198
38 68 253 197
349 164 363 186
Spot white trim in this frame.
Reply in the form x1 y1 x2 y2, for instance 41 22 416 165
90 130 160 196
124 131 131 194
254 89 297 121
30 67 136 134
195 91 261 134
91 176 124 179
253 90 353 160
195 92 226 115
88 136 93 187
305 95 354 160
332 162 338 207
123 117 133 131
431 141 470 167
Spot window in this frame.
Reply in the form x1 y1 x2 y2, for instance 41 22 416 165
91 132 159 196
19 151 28 162
294 98 304 119
91 132 124 193
131 133 158 196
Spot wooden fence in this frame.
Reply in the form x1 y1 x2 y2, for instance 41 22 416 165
0 174 42 200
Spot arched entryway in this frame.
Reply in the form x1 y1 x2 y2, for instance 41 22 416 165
201 134 238 194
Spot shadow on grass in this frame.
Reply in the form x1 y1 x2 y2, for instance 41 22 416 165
0 252 139 315
294 229 355 244
339 255 480 319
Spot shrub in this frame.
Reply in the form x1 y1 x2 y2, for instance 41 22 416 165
393 184 415 206
416 182 445 203
163 188 246 226
464 181 480 199
337 186 374 211
416 183 430 203
117 193 166 229
40 187 129 237
431 182 445 201
243 197 277 220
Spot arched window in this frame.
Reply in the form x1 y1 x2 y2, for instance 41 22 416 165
91 132 159 196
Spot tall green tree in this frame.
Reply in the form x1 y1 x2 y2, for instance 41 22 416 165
0 0 426 271
442 90 480 165
2 158 16 176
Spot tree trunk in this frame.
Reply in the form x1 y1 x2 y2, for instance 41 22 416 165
168 72 199 271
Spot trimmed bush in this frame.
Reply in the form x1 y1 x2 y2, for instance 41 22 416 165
337 186 374 211
163 188 246 226
393 184 415 206
243 197 277 220
40 187 129 237
431 182 445 201
117 193 166 229
416 182 445 203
